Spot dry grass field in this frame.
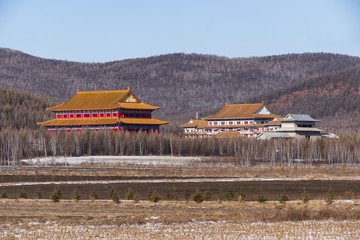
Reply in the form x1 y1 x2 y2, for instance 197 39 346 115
1 200 360 239
2 158 360 238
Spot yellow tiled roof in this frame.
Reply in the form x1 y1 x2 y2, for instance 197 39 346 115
204 103 266 119
37 118 120 126
180 118 208 128
47 89 159 111
120 118 169 125
214 131 245 138
118 102 159 110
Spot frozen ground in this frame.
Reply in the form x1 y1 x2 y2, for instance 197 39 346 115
21 155 203 166
0 177 313 187
1 220 360 239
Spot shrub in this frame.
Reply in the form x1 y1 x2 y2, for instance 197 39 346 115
238 189 246 202
301 188 310 204
72 188 81 202
112 192 120 203
149 190 161 203
184 189 191 202
18 189 27 199
257 187 266 203
326 186 334 205
203 189 212 201
34 187 42 199
192 189 204 203
110 186 117 199
126 188 135 200
166 189 176 201
1 189 8 199
279 192 289 204
90 189 98 201
225 186 235 201
110 186 120 203
50 187 61 203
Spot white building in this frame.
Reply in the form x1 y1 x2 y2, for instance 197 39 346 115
181 102 282 138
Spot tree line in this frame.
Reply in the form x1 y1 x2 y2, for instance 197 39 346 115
1 127 359 166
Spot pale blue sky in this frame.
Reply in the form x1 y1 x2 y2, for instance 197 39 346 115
0 0 359 62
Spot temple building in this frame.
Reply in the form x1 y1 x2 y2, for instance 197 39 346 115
38 88 168 133
181 102 283 138
257 114 338 140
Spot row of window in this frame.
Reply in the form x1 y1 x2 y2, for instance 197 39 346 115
208 120 265 126
185 126 272 133
297 124 313 128
56 109 151 114
55 112 151 119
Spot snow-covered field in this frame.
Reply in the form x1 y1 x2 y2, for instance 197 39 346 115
21 155 203 166
1 220 360 239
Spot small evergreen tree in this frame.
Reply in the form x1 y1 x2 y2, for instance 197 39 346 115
34 186 42 199
50 187 61 203
18 188 27 199
110 186 120 203
72 188 81 202
279 191 289 204
225 186 235 201
184 189 191 202
126 187 135 200
1 189 8 199
238 188 246 202
109 186 117 198
257 187 266 203
112 192 120 203
301 188 310 204
203 189 212 201
192 189 204 203
90 189 98 201
166 189 176 201
326 186 334 205
218 186 224 203
149 189 161 203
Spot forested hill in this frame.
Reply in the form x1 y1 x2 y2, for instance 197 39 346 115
0 86 54 130
1 48 360 121
251 67 360 130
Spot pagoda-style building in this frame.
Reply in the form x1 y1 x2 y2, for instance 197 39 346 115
181 102 282 138
38 88 168 133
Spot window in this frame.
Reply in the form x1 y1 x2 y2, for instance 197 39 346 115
63 114 68 119
229 121 233 125
84 114 90 118
92 113 98 118
244 121 248 125
221 122 225 125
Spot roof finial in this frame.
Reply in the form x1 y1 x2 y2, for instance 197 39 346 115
127 86 130 91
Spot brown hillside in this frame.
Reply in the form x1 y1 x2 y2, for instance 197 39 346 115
251 67 360 130
0 86 54 130
1 48 360 121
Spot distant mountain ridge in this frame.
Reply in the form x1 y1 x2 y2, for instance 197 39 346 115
0 48 360 126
